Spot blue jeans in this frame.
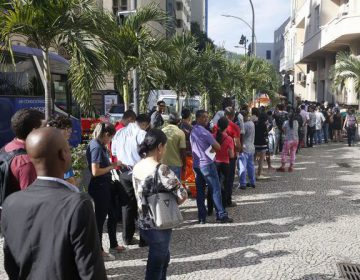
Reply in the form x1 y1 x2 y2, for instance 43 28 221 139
169 166 181 180
140 229 172 280
268 133 276 154
315 129 322 144
238 152 256 186
194 163 227 221
322 123 329 143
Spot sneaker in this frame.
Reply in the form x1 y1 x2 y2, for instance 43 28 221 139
276 167 286 172
109 245 126 256
102 251 115 262
216 216 233 223
256 175 269 180
238 185 247 190
198 219 206 224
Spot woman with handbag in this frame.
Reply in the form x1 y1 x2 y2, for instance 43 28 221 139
86 122 126 262
132 129 188 280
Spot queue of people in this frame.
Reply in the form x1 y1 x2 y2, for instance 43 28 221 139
0 100 358 280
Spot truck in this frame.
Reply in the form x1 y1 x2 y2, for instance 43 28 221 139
147 90 201 120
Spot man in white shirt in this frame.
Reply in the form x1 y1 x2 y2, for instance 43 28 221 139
315 107 325 145
111 114 150 246
300 105 309 147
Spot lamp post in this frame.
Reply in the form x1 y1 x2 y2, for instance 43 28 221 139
249 0 255 56
222 14 257 55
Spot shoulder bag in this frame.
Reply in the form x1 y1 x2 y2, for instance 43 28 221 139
146 164 183 229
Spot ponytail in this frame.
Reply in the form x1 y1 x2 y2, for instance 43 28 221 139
216 117 229 144
289 111 294 129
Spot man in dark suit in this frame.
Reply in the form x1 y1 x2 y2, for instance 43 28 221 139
1 127 107 280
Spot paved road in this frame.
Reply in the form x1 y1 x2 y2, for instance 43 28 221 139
1 142 360 279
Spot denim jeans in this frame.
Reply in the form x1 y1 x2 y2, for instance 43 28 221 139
315 129 322 144
268 133 276 154
194 163 228 222
169 166 181 180
140 229 172 280
347 127 356 145
238 152 255 186
322 123 329 143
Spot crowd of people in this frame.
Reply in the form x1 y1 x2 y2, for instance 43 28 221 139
0 98 358 279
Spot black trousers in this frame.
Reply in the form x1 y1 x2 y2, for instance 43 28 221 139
118 172 138 244
307 126 315 147
226 158 236 205
88 178 118 249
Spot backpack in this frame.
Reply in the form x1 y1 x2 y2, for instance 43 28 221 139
0 148 27 208
347 115 357 128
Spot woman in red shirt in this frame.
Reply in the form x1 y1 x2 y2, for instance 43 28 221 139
212 117 234 208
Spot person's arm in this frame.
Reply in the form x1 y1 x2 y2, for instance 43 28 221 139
234 137 241 152
179 131 187 173
70 198 107 280
3 240 19 279
158 165 188 205
91 163 116 177
90 146 118 177
228 139 235 158
204 129 220 151
343 116 348 130
2 209 20 279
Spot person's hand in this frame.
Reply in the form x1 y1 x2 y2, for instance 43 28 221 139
182 166 186 177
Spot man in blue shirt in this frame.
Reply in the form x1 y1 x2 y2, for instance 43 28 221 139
190 110 233 224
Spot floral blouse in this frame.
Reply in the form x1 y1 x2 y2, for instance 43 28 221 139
132 163 187 230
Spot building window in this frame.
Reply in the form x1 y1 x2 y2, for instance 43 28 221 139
176 1 183 11
266 50 272 60
176 19 183 28
315 5 320 30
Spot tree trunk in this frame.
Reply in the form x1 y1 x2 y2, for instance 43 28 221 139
42 49 52 120
176 91 180 112
123 80 129 111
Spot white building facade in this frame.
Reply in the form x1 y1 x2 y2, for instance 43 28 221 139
281 0 360 105
103 0 192 36
191 0 208 33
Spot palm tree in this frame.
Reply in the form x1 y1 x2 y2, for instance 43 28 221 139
234 55 280 104
332 51 360 110
0 0 115 118
105 4 169 111
198 45 228 112
159 33 202 110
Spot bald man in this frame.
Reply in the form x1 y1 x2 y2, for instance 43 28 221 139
1 127 107 280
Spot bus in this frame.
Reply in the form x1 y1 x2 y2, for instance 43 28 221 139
0 45 81 147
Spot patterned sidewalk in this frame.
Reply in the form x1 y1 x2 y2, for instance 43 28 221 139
1 142 360 279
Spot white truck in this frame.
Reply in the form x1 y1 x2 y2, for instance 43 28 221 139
148 90 201 120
